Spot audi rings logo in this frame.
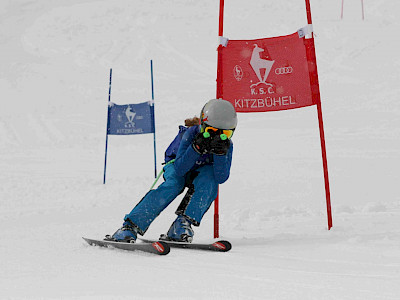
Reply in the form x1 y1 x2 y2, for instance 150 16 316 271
275 66 293 75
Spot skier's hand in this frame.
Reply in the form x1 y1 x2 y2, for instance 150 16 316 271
210 135 230 156
192 132 211 154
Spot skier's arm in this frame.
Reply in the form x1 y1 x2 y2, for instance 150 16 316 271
212 142 233 184
173 128 201 177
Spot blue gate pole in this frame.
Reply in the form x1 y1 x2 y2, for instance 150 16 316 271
150 60 157 178
103 68 112 184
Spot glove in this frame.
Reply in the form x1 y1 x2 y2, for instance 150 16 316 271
192 132 211 154
210 135 230 156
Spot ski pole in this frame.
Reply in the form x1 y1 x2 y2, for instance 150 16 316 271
149 159 175 190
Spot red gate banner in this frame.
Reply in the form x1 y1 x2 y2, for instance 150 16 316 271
220 32 319 112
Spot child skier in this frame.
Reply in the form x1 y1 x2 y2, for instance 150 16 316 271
110 99 238 243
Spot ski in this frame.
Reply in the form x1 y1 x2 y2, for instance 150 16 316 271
138 237 232 252
82 237 170 255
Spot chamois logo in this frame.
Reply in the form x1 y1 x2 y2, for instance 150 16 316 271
125 106 136 128
250 44 275 86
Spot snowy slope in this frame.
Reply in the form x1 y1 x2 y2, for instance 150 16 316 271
1 0 399 299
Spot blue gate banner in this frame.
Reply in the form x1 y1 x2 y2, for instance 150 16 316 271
108 102 154 135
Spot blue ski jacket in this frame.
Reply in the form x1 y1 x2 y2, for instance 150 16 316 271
172 125 233 184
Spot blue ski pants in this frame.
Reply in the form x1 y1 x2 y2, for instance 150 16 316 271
124 163 218 235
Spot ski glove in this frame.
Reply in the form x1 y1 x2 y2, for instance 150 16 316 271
192 132 211 154
210 135 230 156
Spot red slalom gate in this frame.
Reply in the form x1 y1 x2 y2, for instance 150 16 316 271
214 0 332 238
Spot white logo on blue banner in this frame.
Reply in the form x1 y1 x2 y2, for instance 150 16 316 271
108 102 154 135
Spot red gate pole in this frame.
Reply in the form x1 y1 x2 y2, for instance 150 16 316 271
361 0 365 20
317 101 333 230
305 0 333 230
214 0 225 238
341 0 344 19
214 189 219 238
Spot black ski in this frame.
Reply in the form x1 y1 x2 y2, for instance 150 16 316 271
139 237 232 252
82 237 170 255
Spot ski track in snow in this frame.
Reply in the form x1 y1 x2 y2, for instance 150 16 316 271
1 0 400 299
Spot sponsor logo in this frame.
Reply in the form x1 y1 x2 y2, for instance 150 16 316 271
275 66 293 75
152 242 165 252
233 65 243 81
212 242 226 250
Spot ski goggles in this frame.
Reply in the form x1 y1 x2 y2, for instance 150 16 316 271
202 125 234 140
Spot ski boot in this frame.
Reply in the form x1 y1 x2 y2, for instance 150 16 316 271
107 220 138 243
160 215 194 243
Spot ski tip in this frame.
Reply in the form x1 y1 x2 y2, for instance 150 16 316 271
82 237 108 246
212 240 232 252
82 237 92 244
151 241 170 255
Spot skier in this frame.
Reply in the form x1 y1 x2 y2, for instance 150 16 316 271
110 99 238 243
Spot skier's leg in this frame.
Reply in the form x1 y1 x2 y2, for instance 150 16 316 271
164 165 218 241
123 164 185 235
180 165 218 225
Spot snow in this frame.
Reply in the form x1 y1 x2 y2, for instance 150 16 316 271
1 0 400 299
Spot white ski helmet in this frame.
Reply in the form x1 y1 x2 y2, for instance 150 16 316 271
200 99 238 130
